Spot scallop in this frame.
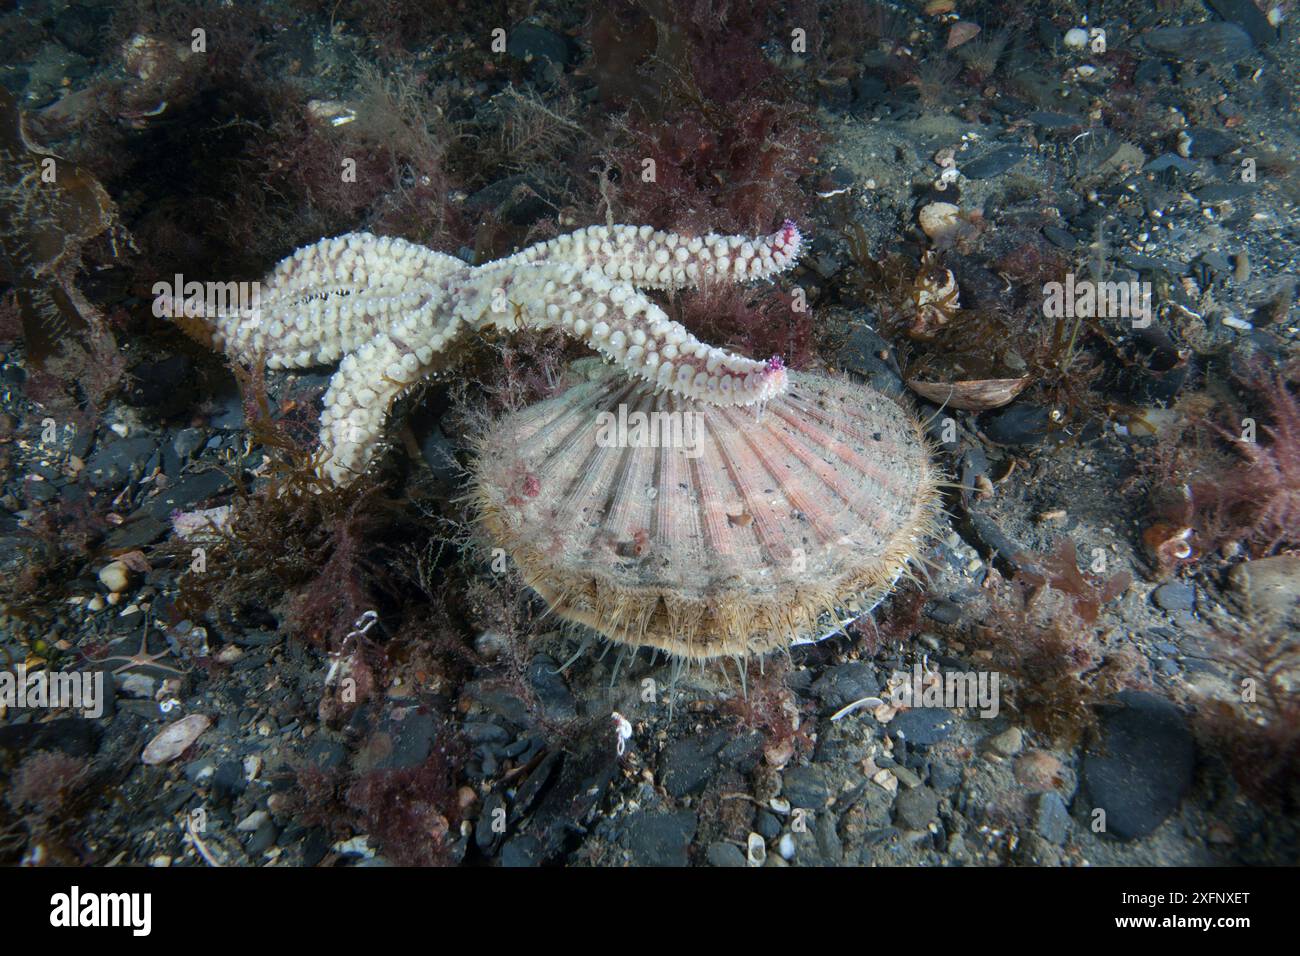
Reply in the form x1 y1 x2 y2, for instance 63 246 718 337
472 364 941 662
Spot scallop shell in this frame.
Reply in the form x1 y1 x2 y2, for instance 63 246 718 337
472 367 941 662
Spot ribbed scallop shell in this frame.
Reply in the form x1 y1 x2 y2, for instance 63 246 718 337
472 365 940 661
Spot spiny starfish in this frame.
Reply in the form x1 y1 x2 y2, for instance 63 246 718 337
186 221 803 484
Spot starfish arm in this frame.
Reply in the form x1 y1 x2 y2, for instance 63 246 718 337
187 233 466 369
462 262 787 406
315 293 463 483
490 220 803 291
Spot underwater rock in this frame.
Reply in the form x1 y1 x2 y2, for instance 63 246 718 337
1080 691 1195 841
1141 23 1254 63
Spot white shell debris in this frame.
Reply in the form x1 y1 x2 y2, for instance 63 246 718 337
919 201 962 242
1063 27 1089 50
141 713 211 765
98 560 132 594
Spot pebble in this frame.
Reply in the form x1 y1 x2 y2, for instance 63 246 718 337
85 437 157 490
1141 22 1254 62
1080 691 1195 841
1034 792 1071 844
661 731 728 797
1152 581 1195 613
1206 0 1278 46
893 786 940 830
1184 128 1240 159
473 630 508 660
982 404 1054 446
706 841 747 867
890 708 956 747
506 24 571 66
811 662 880 713
623 810 697 867
988 727 1024 757
237 810 270 832
781 765 834 809
962 146 1027 180
892 765 922 789
97 560 132 594
526 654 577 720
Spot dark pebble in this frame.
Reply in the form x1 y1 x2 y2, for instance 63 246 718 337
84 438 157 490
706 841 747 867
302 737 347 771
244 818 278 856
1080 691 1195 841
1034 791 1070 844
837 324 905 397
499 833 543 867
476 792 507 853
624 810 697 867
962 146 1028 179
929 760 962 792
782 765 834 809
1195 182 1253 202
1141 23 1253 63
982 404 1054 446
526 654 577 720
1186 128 1240 159
1042 225 1079 250
142 470 232 519
374 710 439 769
925 600 962 626
893 786 939 830
660 731 728 798
210 760 246 804
0 717 99 757
890 708 956 747
1027 111 1083 129
810 662 880 713
1134 59 1171 88
1152 581 1195 612
717 730 763 773
1146 153 1198 174
506 24 572 66
816 812 844 863
1206 0 1277 46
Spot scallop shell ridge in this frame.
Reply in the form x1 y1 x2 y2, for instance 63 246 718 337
472 368 942 662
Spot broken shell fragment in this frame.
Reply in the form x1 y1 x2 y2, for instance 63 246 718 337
472 366 940 662
906 375 1031 411
142 714 211 765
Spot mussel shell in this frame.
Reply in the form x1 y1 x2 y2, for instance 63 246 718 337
472 367 940 661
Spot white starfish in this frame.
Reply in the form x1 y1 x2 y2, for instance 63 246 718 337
187 221 803 484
